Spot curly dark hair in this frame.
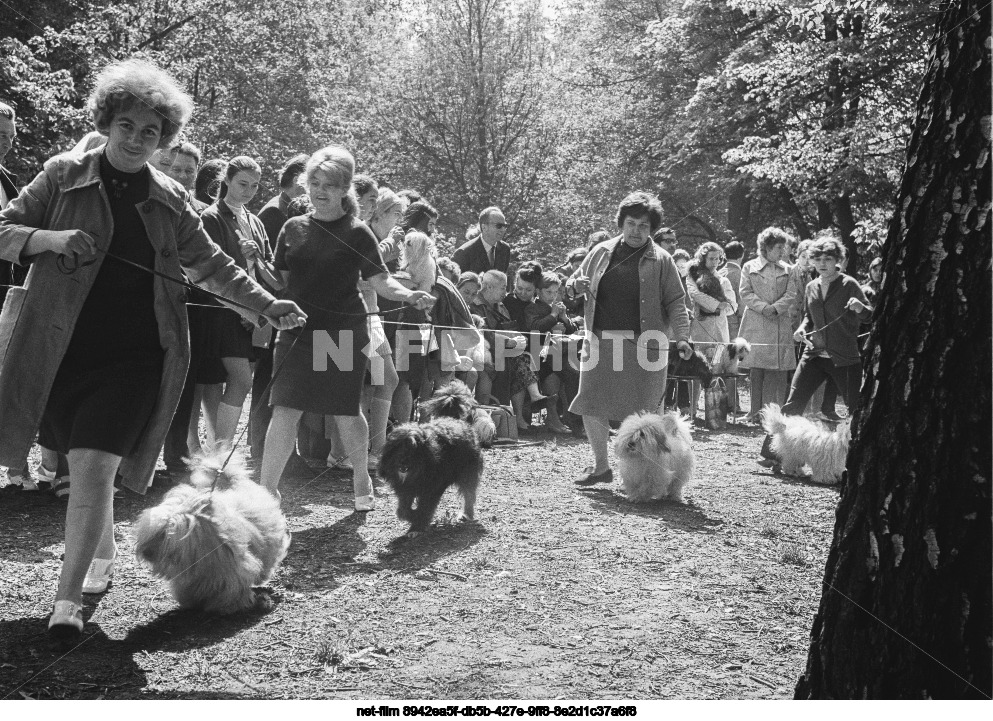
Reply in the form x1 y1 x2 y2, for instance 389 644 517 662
88 58 193 148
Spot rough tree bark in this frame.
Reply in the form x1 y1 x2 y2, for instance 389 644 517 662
795 0 991 699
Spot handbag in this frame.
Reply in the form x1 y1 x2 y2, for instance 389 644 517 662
479 404 518 441
704 378 728 430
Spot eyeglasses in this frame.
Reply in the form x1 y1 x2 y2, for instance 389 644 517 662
488 222 508 230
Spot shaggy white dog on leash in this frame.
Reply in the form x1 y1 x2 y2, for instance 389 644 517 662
613 411 695 502
134 451 290 614
761 403 851 485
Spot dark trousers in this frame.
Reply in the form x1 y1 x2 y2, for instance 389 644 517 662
249 339 275 458
762 356 861 459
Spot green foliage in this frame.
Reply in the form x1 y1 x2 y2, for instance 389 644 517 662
0 0 935 270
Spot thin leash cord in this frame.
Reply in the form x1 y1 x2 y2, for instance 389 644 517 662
65 246 409 319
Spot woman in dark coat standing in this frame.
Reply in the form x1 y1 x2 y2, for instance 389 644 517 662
0 59 305 640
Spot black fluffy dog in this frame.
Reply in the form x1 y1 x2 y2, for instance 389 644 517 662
668 343 714 386
419 380 497 448
378 417 483 536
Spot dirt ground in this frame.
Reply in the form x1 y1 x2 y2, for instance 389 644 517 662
0 393 840 700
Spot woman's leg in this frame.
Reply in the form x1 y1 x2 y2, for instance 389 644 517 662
748 368 766 417
367 355 399 458
827 362 863 414
55 448 120 605
392 380 413 425
333 414 373 502
511 389 529 429
763 369 790 408
187 385 205 455
215 357 254 447
475 368 494 404
820 376 841 417
582 415 611 474
200 383 223 448
260 406 304 497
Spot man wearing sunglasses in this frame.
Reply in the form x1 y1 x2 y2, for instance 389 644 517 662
452 205 511 275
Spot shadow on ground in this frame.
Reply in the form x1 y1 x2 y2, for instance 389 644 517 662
580 486 725 533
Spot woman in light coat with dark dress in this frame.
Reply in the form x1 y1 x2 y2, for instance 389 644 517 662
0 59 306 641
566 193 692 487
737 227 799 422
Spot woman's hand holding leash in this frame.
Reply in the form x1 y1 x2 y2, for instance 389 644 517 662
676 339 693 360
845 297 868 313
265 300 308 330
794 328 814 349
406 291 436 311
39 229 97 258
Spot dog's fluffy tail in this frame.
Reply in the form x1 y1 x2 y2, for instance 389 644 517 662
760 403 788 436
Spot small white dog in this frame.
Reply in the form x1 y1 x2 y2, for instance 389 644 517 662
614 411 695 502
711 337 751 376
134 451 291 614
761 403 851 485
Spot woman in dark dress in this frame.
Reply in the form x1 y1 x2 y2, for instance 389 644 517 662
260 145 434 511
0 59 305 640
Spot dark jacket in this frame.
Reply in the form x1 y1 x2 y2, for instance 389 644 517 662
798 273 872 366
451 237 511 275
201 199 272 270
258 192 292 253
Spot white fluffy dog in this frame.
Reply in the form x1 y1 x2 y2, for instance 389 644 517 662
134 451 291 614
761 404 851 485
614 411 695 502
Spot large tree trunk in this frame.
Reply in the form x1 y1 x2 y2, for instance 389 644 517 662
795 0 991 699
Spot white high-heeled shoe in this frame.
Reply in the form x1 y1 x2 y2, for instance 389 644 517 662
354 494 376 512
82 557 115 594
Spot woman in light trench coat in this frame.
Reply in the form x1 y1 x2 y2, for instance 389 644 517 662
0 59 306 641
737 227 799 422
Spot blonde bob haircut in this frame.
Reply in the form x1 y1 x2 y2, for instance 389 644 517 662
88 58 193 149
305 144 360 216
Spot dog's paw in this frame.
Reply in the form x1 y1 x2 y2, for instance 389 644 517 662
405 529 424 539
456 513 477 525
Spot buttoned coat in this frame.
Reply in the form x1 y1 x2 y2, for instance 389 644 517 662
0 148 275 492
737 256 798 370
